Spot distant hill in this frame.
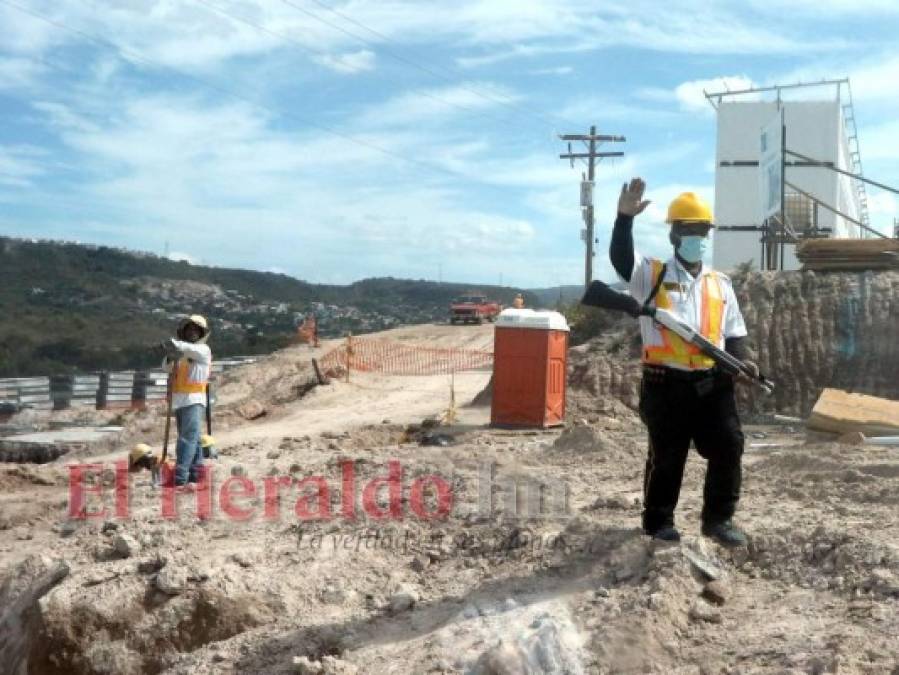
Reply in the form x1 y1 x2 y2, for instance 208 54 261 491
526 285 586 308
527 281 630 308
0 237 538 377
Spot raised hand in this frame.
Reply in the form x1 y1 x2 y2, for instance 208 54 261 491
618 177 651 217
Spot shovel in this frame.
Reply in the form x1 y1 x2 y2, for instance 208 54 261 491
205 382 213 437
160 371 174 464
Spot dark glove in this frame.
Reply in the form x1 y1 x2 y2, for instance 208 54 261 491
159 338 183 360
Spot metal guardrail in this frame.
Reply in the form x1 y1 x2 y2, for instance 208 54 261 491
0 356 259 413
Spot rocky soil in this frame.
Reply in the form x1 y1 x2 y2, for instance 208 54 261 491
1 318 898 674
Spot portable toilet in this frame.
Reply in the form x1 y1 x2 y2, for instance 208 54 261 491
490 308 569 428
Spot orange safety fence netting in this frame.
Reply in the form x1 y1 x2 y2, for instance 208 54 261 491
318 338 493 377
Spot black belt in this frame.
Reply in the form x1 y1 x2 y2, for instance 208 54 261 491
642 365 719 381
642 364 728 397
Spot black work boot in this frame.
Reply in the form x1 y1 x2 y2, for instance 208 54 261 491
701 520 747 547
647 525 681 543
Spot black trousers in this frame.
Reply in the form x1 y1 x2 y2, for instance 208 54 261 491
638 367 745 533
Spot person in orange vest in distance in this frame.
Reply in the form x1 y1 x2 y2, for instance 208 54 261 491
512 294 525 309
610 178 758 547
159 315 212 488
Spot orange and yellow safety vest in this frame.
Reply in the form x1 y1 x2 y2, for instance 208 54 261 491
172 359 209 395
642 259 725 370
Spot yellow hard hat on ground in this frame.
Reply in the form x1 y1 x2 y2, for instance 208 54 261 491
666 192 713 225
200 434 216 448
129 443 154 470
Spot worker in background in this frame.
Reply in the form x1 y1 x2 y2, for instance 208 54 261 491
609 178 758 547
159 315 212 488
512 294 525 309
129 435 217 482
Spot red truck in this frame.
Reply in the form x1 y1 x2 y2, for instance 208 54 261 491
449 294 502 325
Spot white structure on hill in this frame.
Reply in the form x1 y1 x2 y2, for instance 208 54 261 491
708 80 867 272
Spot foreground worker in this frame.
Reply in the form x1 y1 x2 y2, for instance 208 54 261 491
610 178 757 546
512 294 525 309
160 315 212 487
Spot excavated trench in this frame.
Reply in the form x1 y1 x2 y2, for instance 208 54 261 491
1 555 276 675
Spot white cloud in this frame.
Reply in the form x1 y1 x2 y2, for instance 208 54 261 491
3 0 882 288
457 42 592 69
0 145 47 187
167 251 198 264
867 190 896 217
558 95 681 126
11 89 550 283
529 66 573 76
846 56 899 107
0 0 853 78
675 76 757 113
453 1 845 68
313 49 376 74
635 87 676 103
0 56 47 90
360 82 519 127
747 0 899 14
0 4 64 55
858 119 899 161
772 53 899 110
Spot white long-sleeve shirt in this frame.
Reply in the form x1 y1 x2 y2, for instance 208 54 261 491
163 339 212 410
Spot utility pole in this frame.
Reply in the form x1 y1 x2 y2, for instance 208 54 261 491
894 218 899 239
559 127 625 287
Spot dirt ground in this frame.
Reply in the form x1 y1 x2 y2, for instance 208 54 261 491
1 321 898 674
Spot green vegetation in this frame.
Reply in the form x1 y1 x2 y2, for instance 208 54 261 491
0 237 538 377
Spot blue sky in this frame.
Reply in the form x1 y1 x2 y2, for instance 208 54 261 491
1 0 897 288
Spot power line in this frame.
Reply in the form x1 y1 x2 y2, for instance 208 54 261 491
191 0 525 129
278 0 579 132
0 0 493 185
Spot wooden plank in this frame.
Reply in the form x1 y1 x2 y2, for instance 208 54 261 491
807 388 899 436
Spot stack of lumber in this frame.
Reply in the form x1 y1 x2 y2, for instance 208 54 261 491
796 238 899 271
807 388 899 436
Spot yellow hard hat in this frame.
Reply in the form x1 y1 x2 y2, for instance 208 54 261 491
200 434 216 448
666 192 713 225
129 443 154 467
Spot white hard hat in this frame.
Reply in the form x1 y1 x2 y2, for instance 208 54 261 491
178 315 211 342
